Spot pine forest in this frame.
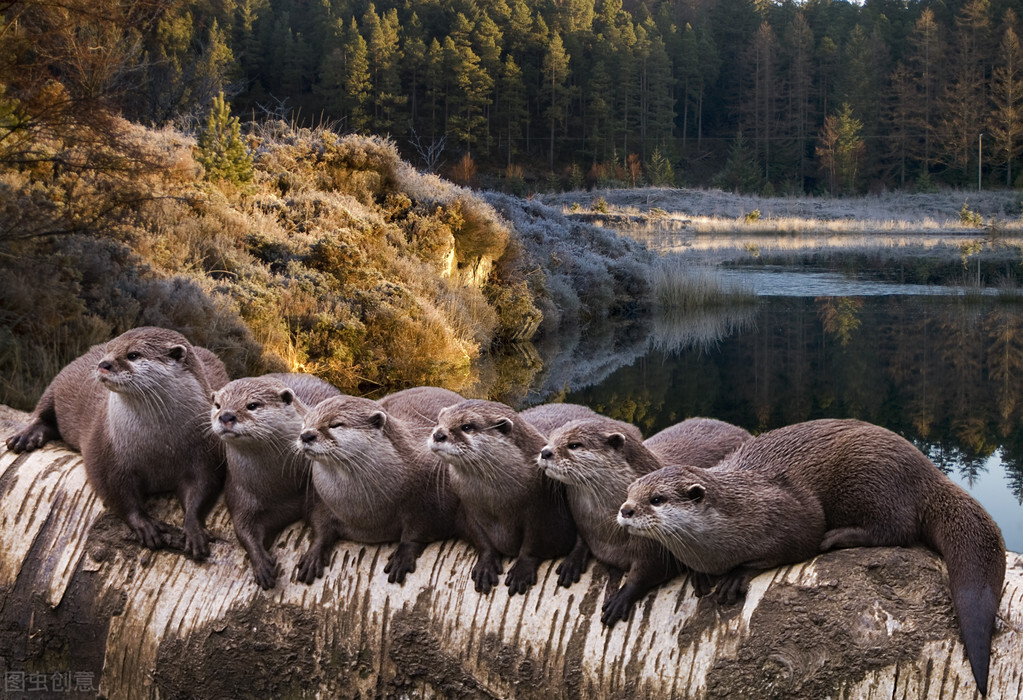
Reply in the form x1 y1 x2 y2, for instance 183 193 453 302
82 0 1023 193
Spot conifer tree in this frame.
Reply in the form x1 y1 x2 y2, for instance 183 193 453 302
543 31 571 169
197 91 252 184
342 18 371 132
500 55 528 165
816 103 864 195
989 18 1023 186
718 130 762 193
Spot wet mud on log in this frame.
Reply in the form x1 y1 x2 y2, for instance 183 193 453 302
1 410 1022 699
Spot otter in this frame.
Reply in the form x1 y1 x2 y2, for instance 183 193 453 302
517 402 602 436
298 389 464 584
618 419 1005 696
429 399 577 595
6 327 228 559
539 416 749 625
211 373 342 589
643 417 752 467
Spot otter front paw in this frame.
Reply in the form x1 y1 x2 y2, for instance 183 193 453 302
556 549 588 588
690 571 716 597
384 544 420 584
600 590 633 627
714 569 752 604
126 513 169 551
183 525 211 561
296 547 326 585
5 422 58 453
253 556 280 590
505 557 538 596
471 556 502 593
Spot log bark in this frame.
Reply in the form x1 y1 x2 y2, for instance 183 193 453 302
1 407 1021 699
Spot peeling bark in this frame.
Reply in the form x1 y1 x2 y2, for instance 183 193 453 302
1 409 1021 699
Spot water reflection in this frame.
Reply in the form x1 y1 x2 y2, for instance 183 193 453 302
559 294 1023 552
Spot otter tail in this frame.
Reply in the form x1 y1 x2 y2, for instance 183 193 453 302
923 487 1005 696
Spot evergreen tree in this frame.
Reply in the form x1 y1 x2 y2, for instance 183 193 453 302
500 55 528 165
717 130 762 193
990 19 1023 186
363 4 405 133
938 0 992 180
197 91 253 184
342 18 372 132
816 103 864 195
906 9 943 170
543 31 571 169
783 12 814 190
444 31 493 150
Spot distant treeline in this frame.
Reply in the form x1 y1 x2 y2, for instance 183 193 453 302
7 0 1023 192
101 0 1023 192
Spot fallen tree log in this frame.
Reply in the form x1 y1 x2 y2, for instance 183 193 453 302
1 408 1021 699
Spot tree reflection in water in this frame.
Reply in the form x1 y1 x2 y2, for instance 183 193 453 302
561 295 1023 551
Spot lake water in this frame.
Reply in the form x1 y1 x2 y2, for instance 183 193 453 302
551 245 1023 553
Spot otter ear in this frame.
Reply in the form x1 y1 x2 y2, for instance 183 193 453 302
606 432 626 450
495 417 513 434
370 411 387 429
167 344 188 362
280 389 295 405
684 484 706 503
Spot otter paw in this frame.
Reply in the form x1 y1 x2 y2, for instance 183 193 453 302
384 550 417 585
6 423 57 453
183 526 211 561
253 558 280 590
505 558 538 596
690 571 716 597
555 553 587 588
127 515 169 551
296 548 325 584
600 592 632 627
472 559 501 594
714 571 751 604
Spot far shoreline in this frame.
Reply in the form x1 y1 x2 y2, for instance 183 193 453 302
537 186 1023 238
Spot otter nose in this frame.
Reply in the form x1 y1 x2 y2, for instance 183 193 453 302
432 428 447 443
219 412 237 427
300 430 317 445
98 360 113 373
619 505 635 519
540 447 554 460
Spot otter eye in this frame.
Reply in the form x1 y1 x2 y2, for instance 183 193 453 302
649 495 666 506
246 402 260 411
329 421 343 429
567 442 583 450
213 402 220 410
460 423 475 433
126 351 141 361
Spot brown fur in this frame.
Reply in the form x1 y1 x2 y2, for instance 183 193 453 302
539 416 683 625
299 390 464 584
518 402 602 436
644 417 752 467
212 373 342 589
429 399 577 595
620 419 1005 696
6 327 228 559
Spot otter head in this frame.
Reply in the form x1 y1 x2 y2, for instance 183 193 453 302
617 466 710 559
298 396 395 472
96 327 201 397
538 418 639 490
211 376 304 446
429 399 523 477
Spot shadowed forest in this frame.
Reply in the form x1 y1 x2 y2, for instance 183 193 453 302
38 0 1023 193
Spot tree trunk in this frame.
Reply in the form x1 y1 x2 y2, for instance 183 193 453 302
1 406 1020 699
